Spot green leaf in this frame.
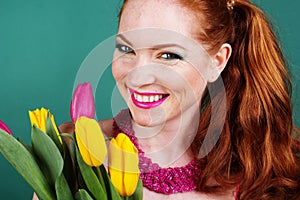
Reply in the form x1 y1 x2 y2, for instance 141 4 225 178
75 189 93 200
70 139 86 189
55 173 74 200
60 133 75 141
128 179 143 200
93 166 107 194
17 137 34 155
31 125 64 186
75 146 107 200
46 114 63 153
0 129 55 199
99 165 122 200
61 135 77 194
68 134 76 161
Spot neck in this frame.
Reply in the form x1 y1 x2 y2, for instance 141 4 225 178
132 105 200 167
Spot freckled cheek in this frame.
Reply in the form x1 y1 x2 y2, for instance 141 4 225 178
189 79 207 101
112 60 130 82
183 69 207 98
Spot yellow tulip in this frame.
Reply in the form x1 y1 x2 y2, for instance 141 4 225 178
109 133 140 197
75 116 107 167
28 107 61 142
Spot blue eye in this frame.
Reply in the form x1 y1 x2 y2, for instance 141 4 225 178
160 53 183 60
116 43 134 54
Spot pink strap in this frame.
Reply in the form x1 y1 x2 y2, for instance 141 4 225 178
234 184 240 200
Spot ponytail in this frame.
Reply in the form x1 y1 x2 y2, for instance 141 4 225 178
227 1 300 198
186 0 300 199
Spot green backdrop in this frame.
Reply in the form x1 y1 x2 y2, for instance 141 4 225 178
0 0 299 199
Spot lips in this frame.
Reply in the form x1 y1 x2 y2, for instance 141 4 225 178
130 89 169 109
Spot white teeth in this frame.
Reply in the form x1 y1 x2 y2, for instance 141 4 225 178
149 96 154 103
137 95 143 102
143 96 149 102
134 93 166 103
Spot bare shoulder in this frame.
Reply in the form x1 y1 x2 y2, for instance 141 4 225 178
98 118 115 138
59 121 75 133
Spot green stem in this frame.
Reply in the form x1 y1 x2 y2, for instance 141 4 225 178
95 166 107 194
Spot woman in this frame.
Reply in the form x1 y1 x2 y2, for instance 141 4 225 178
56 0 300 199
105 0 300 199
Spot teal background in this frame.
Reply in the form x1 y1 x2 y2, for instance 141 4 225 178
0 0 299 199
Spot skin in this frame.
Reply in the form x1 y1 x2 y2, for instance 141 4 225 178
111 0 233 199
33 0 233 199
113 0 231 163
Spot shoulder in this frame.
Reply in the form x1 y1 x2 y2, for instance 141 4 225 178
58 121 74 134
98 118 115 137
58 118 115 138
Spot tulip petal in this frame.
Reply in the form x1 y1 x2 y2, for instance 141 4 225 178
109 133 140 196
118 134 140 196
114 133 139 173
29 110 41 130
75 116 107 167
71 82 95 122
50 114 60 135
28 107 49 133
109 138 125 196
46 114 63 148
124 171 140 196
109 167 125 196
29 108 62 144
40 108 48 132
0 120 13 135
76 132 95 166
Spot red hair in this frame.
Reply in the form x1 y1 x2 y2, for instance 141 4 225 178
119 0 300 199
179 0 300 199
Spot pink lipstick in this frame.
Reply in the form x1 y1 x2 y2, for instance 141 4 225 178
130 89 169 109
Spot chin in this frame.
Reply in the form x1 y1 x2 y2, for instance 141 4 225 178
130 105 175 128
131 110 153 127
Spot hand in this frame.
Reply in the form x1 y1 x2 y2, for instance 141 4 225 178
32 193 39 200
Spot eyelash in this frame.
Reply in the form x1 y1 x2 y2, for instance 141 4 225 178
160 53 183 60
116 43 135 54
116 43 183 60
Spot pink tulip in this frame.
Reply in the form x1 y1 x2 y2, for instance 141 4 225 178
0 120 13 135
70 82 95 122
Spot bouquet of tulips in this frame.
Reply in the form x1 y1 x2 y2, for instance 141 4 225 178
0 82 142 200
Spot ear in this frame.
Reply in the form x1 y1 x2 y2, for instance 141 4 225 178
207 43 232 82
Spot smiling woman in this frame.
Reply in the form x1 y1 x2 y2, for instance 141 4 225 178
108 0 300 199
1 0 300 199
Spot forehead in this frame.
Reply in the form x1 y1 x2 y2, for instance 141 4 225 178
119 0 201 39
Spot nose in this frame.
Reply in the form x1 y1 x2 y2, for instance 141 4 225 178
127 54 156 88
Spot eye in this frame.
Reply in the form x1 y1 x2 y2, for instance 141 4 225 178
160 53 183 60
116 43 135 54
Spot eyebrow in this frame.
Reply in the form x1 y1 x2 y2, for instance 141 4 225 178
116 34 187 50
116 34 133 46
